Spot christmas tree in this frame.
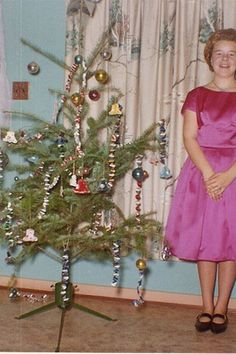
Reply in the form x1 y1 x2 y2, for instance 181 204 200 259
0 23 163 307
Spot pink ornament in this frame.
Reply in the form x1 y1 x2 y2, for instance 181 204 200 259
23 228 38 243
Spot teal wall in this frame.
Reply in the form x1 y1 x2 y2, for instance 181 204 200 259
1 0 235 299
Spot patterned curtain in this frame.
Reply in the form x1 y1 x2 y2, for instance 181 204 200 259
65 0 236 255
0 0 11 127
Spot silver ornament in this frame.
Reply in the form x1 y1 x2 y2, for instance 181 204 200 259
9 288 21 299
100 48 112 61
27 61 40 75
160 245 172 261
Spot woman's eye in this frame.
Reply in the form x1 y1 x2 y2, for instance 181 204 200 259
213 52 222 57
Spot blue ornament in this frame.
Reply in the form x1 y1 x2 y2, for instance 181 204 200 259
56 133 68 147
132 167 144 182
74 54 83 65
26 156 39 164
160 165 172 179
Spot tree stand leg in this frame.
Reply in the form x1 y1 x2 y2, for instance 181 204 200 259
15 282 116 351
55 308 66 352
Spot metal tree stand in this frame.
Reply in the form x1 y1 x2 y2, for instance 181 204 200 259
15 249 116 352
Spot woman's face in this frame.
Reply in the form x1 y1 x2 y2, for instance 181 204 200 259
211 40 236 78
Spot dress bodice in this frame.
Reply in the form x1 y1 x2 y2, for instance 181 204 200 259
181 86 236 148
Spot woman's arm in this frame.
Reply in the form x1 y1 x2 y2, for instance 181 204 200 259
183 110 220 200
183 110 214 180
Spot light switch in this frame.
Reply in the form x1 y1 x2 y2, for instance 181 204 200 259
12 82 29 100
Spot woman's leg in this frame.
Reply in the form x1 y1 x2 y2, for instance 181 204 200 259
214 261 236 321
197 261 217 317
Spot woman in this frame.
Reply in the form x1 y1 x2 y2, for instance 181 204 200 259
165 28 236 333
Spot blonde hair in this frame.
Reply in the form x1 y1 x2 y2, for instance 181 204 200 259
204 28 236 71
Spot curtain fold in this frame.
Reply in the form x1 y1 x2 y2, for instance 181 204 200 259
65 0 235 256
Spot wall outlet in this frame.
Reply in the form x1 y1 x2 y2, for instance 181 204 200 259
12 81 29 100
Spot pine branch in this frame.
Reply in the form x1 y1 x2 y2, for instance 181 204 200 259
21 38 70 70
86 24 113 70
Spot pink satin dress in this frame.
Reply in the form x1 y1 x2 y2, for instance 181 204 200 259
165 86 236 261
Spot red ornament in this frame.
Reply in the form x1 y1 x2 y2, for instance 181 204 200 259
88 90 100 101
73 178 90 194
83 166 90 177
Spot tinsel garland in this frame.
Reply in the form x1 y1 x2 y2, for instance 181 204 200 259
132 268 145 307
61 247 71 304
158 119 172 179
131 155 148 306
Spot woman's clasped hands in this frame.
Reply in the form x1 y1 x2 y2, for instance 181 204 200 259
204 170 234 201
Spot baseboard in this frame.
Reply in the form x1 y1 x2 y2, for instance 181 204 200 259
1 275 236 309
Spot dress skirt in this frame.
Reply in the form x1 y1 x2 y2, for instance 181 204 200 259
165 147 236 261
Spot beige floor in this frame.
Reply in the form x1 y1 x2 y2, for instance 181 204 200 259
0 287 236 353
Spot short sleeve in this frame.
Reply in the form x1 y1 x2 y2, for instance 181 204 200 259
181 88 198 115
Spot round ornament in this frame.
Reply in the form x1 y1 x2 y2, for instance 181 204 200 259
95 69 109 84
27 61 40 75
132 167 144 182
83 166 90 177
74 54 83 65
136 258 147 270
71 92 85 106
98 179 110 192
100 48 112 61
88 89 100 101
143 170 149 179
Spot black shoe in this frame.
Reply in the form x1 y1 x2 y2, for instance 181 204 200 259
211 314 228 334
195 312 212 332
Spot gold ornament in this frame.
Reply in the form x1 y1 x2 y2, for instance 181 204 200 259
109 103 122 115
95 69 109 84
71 92 85 106
143 170 149 179
136 258 147 270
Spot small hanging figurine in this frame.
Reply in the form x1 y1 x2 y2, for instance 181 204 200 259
73 178 90 194
69 174 77 187
23 228 38 243
3 131 17 144
109 103 122 116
